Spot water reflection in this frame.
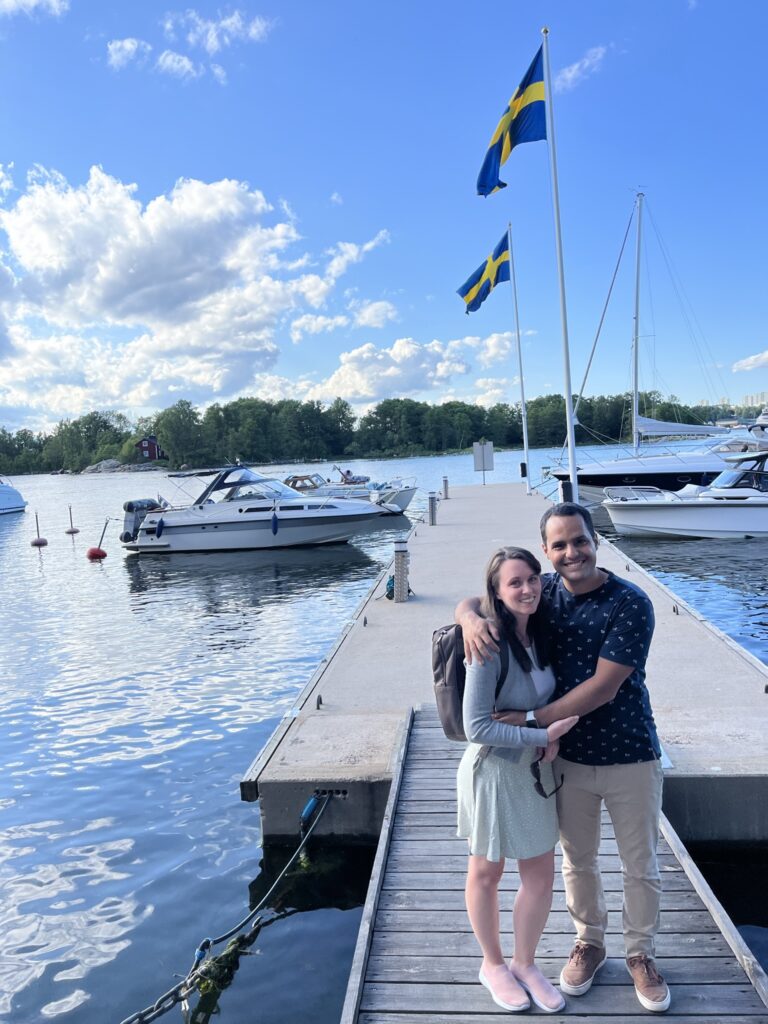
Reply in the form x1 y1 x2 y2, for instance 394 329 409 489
598 521 768 661
122 543 376 598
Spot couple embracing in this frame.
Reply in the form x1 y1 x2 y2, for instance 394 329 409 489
455 502 670 1014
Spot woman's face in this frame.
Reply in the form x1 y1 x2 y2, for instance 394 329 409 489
494 558 541 618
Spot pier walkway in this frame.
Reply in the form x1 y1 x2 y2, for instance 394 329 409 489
341 706 768 1024
241 482 768 843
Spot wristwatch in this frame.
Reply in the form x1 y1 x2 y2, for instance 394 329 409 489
524 710 539 728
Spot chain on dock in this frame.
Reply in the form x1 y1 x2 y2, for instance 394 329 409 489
117 792 332 1024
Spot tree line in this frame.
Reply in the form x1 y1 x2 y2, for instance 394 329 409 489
0 393 757 475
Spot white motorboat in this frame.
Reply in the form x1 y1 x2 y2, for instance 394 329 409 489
602 450 768 538
283 470 417 512
120 466 388 553
548 433 763 504
0 476 26 515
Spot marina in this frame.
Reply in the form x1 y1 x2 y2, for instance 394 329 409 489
2 454 768 1022
244 480 768 844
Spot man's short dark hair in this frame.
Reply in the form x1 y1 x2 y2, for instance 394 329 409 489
540 502 597 542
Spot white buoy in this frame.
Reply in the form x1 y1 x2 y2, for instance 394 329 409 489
31 512 48 547
65 504 80 535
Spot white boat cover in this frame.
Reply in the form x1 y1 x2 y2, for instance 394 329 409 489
635 415 729 437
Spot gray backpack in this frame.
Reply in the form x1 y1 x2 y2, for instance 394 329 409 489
432 624 510 741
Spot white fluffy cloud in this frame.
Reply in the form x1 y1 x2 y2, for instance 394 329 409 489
0 166 391 425
0 0 67 15
555 46 607 93
0 163 13 200
290 313 349 344
156 50 202 80
304 335 481 404
107 38 152 70
163 9 273 54
353 300 397 329
733 351 768 372
474 376 517 407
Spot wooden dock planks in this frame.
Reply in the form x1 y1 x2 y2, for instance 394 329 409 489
342 706 768 1023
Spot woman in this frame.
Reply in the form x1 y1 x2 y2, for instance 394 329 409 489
457 546 577 1013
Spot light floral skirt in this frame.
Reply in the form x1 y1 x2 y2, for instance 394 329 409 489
457 745 559 862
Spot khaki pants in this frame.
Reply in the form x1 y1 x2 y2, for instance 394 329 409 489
555 757 663 958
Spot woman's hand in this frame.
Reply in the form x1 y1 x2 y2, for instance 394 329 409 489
460 611 500 665
546 715 579 744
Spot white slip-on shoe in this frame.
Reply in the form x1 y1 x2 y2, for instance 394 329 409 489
478 964 530 1012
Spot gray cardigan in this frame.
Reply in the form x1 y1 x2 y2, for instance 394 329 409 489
462 641 553 763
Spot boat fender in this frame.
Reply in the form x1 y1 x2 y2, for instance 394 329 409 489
271 512 279 535
156 517 164 539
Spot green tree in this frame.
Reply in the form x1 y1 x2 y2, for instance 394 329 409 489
154 400 204 468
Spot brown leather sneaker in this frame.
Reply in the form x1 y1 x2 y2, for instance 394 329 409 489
559 941 607 995
626 955 671 1012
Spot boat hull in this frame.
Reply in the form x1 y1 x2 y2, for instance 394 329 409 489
0 484 26 515
603 499 768 539
125 504 385 553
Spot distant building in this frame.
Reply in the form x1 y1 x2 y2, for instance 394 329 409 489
743 392 768 407
135 435 168 461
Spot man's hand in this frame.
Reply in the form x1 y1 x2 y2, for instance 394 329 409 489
491 708 525 726
458 608 500 665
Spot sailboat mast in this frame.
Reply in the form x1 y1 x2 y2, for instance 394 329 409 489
632 192 644 453
541 27 580 503
507 223 532 495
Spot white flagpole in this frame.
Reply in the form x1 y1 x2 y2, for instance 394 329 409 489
507 222 532 494
541 27 580 504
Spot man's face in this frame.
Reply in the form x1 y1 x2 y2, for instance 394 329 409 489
541 513 600 594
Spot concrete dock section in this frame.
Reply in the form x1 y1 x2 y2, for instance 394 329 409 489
240 483 768 842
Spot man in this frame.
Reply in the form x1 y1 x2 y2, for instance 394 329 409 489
456 502 669 1013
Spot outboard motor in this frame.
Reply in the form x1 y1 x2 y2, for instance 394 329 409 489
121 498 162 543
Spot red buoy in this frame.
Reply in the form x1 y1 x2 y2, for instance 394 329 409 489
87 518 110 560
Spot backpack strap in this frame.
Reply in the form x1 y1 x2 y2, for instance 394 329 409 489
493 641 510 706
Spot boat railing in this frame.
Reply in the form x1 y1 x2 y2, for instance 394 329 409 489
603 485 676 503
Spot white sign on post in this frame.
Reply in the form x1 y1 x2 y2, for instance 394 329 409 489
473 440 494 485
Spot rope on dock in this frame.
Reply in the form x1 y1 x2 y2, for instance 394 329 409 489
116 792 333 1024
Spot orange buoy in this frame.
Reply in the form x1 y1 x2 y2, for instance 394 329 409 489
31 512 48 547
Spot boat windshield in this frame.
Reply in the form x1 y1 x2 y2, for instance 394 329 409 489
709 468 768 491
221 478 303 501
193 467 307 504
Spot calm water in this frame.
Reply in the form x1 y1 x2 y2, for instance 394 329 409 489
1 449 766 1022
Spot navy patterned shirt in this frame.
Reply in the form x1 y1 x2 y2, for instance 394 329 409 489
541 569 660 766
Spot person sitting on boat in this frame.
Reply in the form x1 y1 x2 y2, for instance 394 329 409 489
336 466 370 485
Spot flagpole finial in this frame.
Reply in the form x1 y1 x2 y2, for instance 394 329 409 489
541 26 549 35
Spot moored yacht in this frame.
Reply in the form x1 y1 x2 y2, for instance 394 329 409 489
0 476 26 515
120 465 388 553
547 432 763 504
283 471 417 512
601 450 768 538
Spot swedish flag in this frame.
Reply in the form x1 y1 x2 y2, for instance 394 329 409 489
477 47 546 197
457 232 510 313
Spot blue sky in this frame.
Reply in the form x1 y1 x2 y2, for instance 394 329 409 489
1 0 767 431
